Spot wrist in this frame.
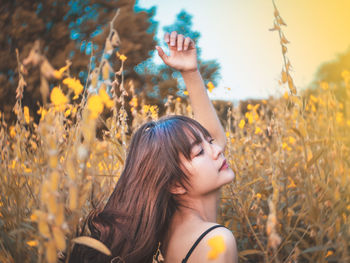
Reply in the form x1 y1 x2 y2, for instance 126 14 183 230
180 68 199 75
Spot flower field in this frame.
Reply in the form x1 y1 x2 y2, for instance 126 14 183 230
1 4 350 263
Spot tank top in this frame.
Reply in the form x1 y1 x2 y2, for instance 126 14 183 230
181 225 226 263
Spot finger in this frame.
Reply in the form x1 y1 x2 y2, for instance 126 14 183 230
164 33 170 45
189 39 196 49
177 34 184 51
184 37 191 51
170 31 177 47
155 46 168 63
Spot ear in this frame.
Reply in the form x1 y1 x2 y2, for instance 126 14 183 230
169 182 187 195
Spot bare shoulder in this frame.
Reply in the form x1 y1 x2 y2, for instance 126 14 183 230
193 226 238 263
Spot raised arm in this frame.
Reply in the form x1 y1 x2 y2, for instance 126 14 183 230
156 31 226 148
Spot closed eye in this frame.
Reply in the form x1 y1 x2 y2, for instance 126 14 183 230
196 148 204 156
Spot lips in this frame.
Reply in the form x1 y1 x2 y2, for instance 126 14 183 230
219 159 229 171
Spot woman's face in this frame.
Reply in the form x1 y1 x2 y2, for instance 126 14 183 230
179 132 235 197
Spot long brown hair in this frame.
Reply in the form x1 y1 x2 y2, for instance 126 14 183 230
69 115 211 263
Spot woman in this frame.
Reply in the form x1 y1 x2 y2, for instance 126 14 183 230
70 32 238 263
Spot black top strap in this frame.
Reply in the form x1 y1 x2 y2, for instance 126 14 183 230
182 225 225 263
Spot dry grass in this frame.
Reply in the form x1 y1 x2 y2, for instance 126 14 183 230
0 3 349 263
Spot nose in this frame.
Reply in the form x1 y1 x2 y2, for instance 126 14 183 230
211 141 223 160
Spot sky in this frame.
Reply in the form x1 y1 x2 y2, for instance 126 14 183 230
137 0 350 102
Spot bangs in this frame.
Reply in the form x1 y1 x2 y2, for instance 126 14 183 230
156 115 211 161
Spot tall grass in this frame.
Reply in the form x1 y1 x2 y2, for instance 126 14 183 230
0 2 349 263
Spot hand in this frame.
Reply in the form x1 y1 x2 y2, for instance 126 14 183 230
156 31 198 73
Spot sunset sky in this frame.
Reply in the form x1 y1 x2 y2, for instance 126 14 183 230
138 0 350 102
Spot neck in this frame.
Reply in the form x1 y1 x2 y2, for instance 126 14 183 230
176 189 221 223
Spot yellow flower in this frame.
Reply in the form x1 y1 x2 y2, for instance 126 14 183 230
63 78 83 97
99 88 114 108
37 106 47 121
10 160 16 169
336 112 344 124
24 167 32 173
87 95 104 119
247 104 253 110
150 105 158 119
325 250 334 258
9 126 16 138
120 54 127 62
255 127 262 135
309 94 318 103
207 235 226 260
116 52 127 62
143 105 150 114
129 97 138 108
288 136 296 144
50 87 68 109
207 82 215 93
282 142 288 149
283 91 289 100
225 132 230 138
53 65 69 79
245 112 253 124
238 119 245 129
26 240 38 247
256 193 262 199
184 90 189 96
64 109 71 117
24 106 30 124
30 213 38 222
287 177 296 188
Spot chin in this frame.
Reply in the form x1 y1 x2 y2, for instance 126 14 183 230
222 168 235 184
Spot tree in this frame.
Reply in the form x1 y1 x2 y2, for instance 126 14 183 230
0 0 157 123
310 45 350 114
312 46 350 87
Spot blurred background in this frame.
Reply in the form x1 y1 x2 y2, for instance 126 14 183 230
1 1 350 262
1 0 350 121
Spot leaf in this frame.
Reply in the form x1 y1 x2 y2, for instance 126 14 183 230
239 249 263 257
307 148 325 168
281 34 290 44
110 30 121 47
287 76 297 95
277 17 287 26
286 60 291 71
72 236 112 256
53 226 66 251
281 70 288 83
102 61 110 80
301 245 325 254
282 45 287 54
46 240 57 263
269 23 280 31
